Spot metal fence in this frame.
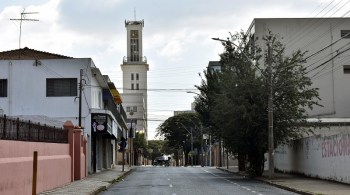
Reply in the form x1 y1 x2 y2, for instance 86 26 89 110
0 115 68 143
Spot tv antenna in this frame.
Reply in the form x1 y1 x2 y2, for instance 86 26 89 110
10 9 39 49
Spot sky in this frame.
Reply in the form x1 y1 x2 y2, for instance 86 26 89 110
0 0 348 139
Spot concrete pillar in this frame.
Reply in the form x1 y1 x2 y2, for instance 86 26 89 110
73 128 83 180
64 121 75 182
83 134 87 177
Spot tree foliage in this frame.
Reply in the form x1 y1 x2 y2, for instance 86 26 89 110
195 31 320 176
156 113 202 165
147 140 165 161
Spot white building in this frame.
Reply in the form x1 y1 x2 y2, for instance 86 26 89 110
121 19 149 139
247 18 350 119
0 47 128 173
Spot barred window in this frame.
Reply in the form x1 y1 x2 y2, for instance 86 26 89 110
46 78 77 97
0 79 7 97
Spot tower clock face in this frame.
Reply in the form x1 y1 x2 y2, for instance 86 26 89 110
131 30 139 38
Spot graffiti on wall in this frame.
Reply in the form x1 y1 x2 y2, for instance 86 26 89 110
322 134 350 158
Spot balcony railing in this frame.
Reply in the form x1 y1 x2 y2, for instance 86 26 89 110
123 56 147 64
103 89 127 129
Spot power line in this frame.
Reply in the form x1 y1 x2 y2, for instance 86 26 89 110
304 32 350 61
284 0 350 53
307 44 350 74
85 84 198 91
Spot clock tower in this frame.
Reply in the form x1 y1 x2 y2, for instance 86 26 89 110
121 19 149 139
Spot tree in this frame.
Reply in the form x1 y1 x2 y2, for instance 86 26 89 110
195 31 320 176
156 113 202 166
133 132 147 165
211 32 265 173
195 67 224 166
147 140 165 161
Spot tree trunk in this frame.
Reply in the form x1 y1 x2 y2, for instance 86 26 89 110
238 153 246 171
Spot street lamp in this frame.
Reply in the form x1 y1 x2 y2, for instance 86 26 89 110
129 110 134 167
212 37 274 178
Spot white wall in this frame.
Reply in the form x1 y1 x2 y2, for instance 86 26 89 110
275 131 350 184
121 93 145 133
252 18 350 118
0 59 92 120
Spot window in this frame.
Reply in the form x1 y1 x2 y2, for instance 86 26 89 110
344 65 350 74
136 73 139 80
131 83 134 90
136 83 139 90
46 78 77 97
341 30 350 38
98 91 102 108
0 79 7 97
127 106 137 113
131 73 134 80
130 30 139 62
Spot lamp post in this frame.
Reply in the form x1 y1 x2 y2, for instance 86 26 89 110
212 37 274 178
129 110 134 167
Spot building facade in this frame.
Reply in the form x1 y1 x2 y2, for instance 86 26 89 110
248 18 350 119
0 47 128 173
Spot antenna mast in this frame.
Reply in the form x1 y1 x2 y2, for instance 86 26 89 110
134 7 136 20
10 9 39 49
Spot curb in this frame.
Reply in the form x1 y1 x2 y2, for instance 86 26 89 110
256 178 314 195
216 167 314 195
91 168 134 195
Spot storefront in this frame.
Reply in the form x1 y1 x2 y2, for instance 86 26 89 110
91 113 116 172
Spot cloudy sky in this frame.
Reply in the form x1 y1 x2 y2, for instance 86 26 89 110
0 0 348 139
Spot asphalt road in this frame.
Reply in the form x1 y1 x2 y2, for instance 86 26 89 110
100 166 298 195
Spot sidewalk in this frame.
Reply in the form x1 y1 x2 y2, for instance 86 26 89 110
218 166 350 195
39 166 132 195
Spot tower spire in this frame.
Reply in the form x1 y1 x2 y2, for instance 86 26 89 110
134 7 136 20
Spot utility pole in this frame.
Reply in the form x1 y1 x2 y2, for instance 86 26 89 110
209 135 212 166
10 9 39 49
218 137 222 167
190 127 193 167
268 44 275 178
78 69 83 127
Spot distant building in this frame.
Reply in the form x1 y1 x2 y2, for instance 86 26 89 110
247 18 350 118
120 19 149 139
174 102 196 116
174 110 195 116
207 61 221 72
0 47 128 173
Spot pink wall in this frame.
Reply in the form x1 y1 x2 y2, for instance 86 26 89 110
0 140 71 195
0 121 87 194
